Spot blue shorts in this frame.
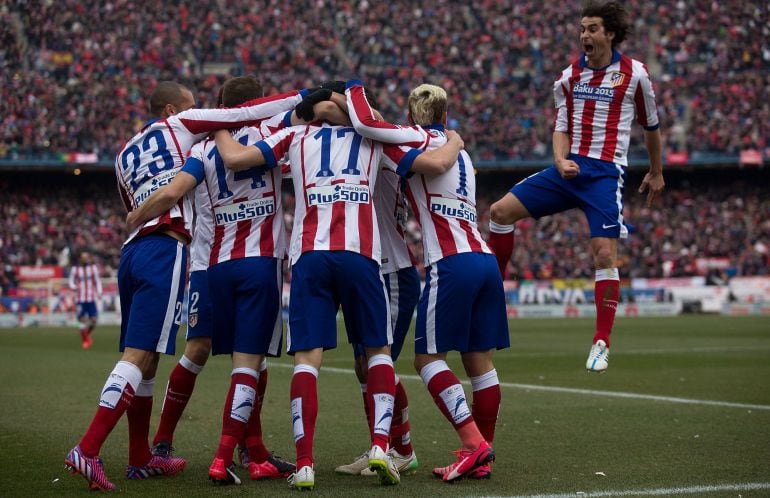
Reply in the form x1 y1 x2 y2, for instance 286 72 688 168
207 257 283 357
510 154 629 238
76 302 98 320
186 270 213 340
353 266 420 361
118 234 187 355
288 251 390 354
414 252 510 354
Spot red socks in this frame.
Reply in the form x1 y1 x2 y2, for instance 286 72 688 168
79 361 142 457
367 354 395 452
290 364 319 469
419 360 484 450
390 377 413 456
594 269 620 347
153 355 203 446
470 370 501 444
488 222 515 278
127 379 155 467
215 369 258 466
246 361 270 463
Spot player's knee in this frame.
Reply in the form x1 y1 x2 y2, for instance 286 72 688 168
185 338 211 365
490 194 526 225
593 247 616 270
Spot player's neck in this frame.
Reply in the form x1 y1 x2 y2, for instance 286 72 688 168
585 49 613 69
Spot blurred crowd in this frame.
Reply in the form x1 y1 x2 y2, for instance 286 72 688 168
1 0 768 162
1 170 767 296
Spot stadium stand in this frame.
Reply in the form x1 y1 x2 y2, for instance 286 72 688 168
0 1 767 163
0 1 767 302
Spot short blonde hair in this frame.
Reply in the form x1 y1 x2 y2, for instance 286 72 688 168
408 84 447 126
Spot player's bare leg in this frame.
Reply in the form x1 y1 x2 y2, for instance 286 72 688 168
488 193 530 278
587 237 619 372
415 352 494 482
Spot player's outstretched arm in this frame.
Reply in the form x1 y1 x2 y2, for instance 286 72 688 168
126 171 198 232
638 128 664 207
346 79 426 144
214 129 266 171
409 130 465 175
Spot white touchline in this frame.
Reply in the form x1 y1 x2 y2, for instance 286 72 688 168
270 363 770 411
481 481 770 498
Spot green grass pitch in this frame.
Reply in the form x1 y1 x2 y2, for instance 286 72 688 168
1 315 769 497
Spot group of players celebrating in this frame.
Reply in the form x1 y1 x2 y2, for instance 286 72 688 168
64 1 663 492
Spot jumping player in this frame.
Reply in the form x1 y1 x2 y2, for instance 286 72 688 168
487 0 664 372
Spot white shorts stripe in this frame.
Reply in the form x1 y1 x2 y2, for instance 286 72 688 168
387 272 399 331
156 241 184 353
426 266 439 354
380 271 393 345
614 162 628 239
268 259 284 356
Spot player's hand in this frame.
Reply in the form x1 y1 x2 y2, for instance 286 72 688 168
319 80 347 94
295 89 333 121
446 130 464 149
555 158 580 180
638 170 665 207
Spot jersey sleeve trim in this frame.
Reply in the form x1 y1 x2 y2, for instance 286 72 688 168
255 141 278 169
181 157 205 185
396 148 422 177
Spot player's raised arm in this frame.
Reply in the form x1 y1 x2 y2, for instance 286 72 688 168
346 80 427 146
174 90 308 136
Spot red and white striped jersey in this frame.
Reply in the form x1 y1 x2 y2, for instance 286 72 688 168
255 122 384 265
346 82 491 267
188 142 214 272
68 264 102 303
115 91 303 245
375 167 415 274
186 114 290 266
553 50 659 166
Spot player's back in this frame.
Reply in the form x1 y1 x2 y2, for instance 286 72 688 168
115 93 303 244
403 128 490 266
115 114 209 244
201 124 287 265
261 122 383 265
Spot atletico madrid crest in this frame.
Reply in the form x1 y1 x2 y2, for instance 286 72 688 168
189 313 198 327
610 71 625 88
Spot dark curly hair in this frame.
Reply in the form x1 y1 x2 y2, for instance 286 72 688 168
581 1 631 48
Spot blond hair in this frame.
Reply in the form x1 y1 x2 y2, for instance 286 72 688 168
408 84 447 126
